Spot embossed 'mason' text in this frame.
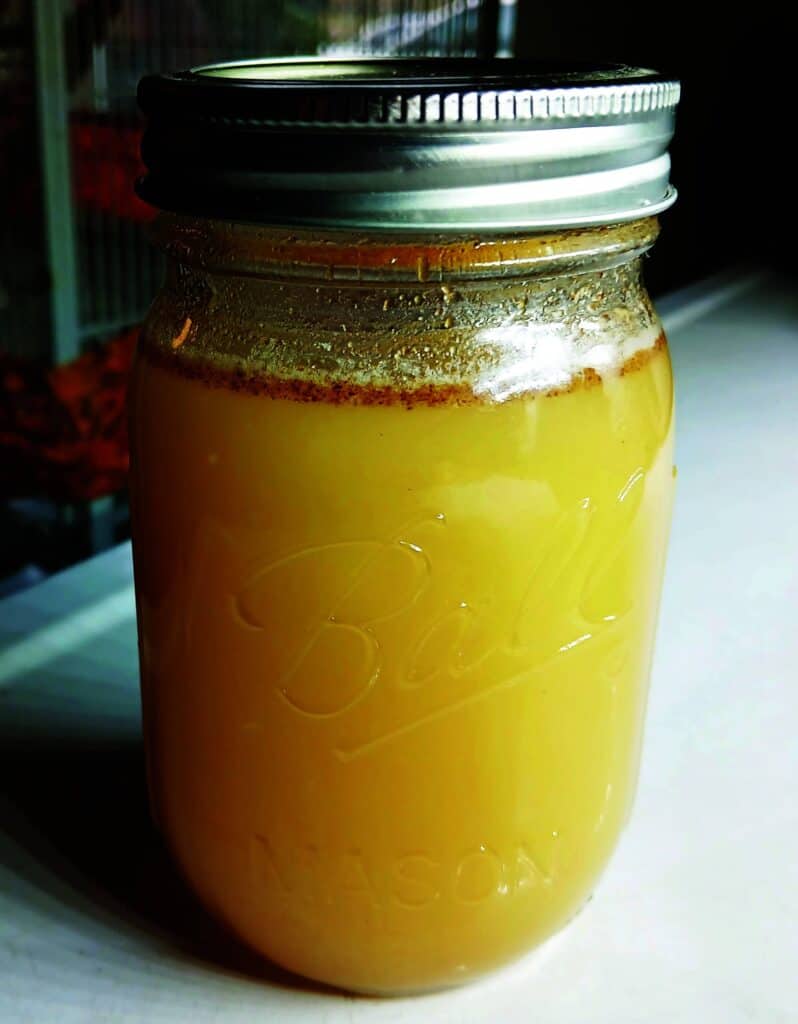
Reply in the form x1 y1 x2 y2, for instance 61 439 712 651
251 836 555 909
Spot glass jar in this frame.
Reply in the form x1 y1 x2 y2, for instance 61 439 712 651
130 59 679 994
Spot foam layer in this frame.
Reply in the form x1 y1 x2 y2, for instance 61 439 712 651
472 321 663 402
138 329 666 408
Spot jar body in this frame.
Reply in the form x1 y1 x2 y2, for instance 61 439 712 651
128 218 674 994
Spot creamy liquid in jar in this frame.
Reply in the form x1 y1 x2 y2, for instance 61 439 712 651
130 231 673 992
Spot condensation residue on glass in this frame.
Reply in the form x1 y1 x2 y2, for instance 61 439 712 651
140 216 664 404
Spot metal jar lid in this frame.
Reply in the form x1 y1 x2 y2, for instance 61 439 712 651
137 57 680 232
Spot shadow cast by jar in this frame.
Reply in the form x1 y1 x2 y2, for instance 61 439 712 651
0 680 339 999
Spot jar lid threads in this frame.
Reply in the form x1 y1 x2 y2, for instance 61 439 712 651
138 58 680 231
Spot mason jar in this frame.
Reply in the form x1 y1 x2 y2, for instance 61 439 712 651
130 59 679 994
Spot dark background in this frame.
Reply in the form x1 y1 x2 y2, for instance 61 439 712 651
515 0 794 294
0 0 793 591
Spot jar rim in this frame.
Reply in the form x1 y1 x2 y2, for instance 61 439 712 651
150 213 661 284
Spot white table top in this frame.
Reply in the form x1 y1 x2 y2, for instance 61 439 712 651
2 270 796 1023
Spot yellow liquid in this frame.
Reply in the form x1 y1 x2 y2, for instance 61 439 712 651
129 337 674 993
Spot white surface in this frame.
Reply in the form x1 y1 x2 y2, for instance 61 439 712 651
1 271 797 1022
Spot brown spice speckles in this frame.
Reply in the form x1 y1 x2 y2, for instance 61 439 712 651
141 331 667 409
170 317 193 349
620 332 667 374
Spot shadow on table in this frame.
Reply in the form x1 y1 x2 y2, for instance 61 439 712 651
0 677 341 1000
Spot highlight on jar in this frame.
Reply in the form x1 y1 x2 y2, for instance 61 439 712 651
130 58 680 995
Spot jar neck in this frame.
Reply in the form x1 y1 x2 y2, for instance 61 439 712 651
150 214 660 284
